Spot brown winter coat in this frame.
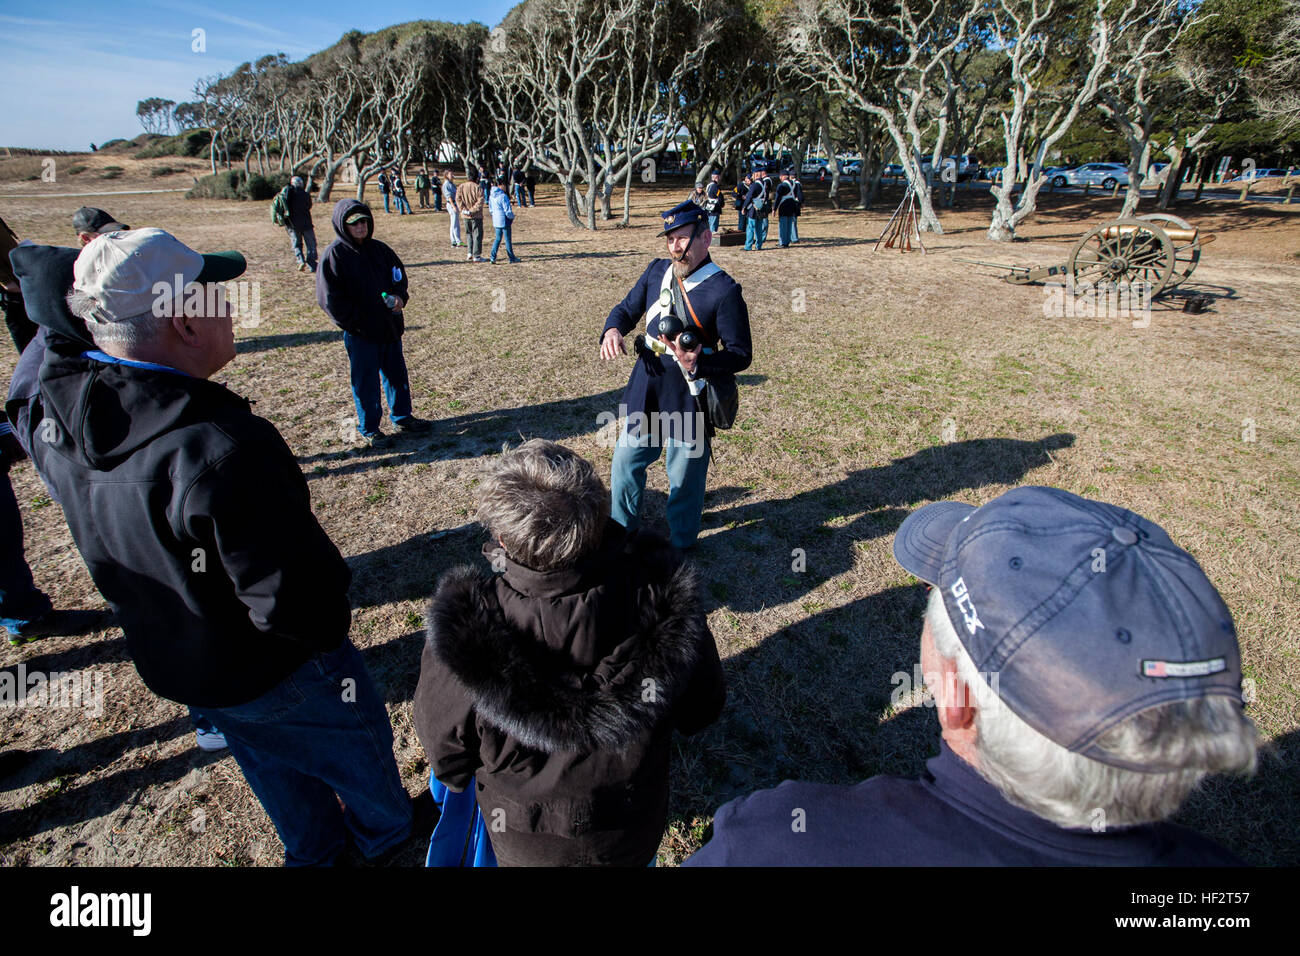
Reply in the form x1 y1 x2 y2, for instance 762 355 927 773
414 523 725 866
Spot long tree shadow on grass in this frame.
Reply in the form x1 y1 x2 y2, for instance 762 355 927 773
694 433 1074 614
0 713 222 845
1175 728 1300 866
666 580 1296 866
665 583 937 845
236 329 341 355
298 386 626 479
347 522 488 613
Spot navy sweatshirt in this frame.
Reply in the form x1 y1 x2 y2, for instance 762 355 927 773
684 741 1244 866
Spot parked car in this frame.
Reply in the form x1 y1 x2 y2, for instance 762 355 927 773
1048 162 1130 189
801 157 828 175
1226 168 1292 182
882 163 905 178
919 154 980 181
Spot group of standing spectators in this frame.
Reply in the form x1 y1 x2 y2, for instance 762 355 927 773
441 167 525 264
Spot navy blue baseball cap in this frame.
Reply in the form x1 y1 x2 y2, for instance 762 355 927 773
893 486 1243 772
657 200 709 236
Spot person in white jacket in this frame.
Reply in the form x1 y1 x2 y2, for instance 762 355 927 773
487 176 521 264
442 170 462 248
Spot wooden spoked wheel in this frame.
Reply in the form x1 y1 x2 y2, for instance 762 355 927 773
1137 212 1201 288
1067 219 1175 296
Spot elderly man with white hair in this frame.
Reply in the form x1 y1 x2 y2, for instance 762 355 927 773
686 486 1258 866
21 228 426 864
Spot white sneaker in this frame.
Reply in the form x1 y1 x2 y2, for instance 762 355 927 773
195 727 228 752
466 253 473 261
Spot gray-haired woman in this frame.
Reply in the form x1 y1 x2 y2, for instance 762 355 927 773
414 439 725 866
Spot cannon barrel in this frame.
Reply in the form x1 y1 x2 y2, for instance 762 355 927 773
1101 224 1199 242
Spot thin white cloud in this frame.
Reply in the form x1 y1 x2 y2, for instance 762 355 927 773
147 0 300 39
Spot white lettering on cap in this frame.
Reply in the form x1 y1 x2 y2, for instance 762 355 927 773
950 577 985 636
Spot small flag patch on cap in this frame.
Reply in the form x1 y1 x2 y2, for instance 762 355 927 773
1142 658 1227 679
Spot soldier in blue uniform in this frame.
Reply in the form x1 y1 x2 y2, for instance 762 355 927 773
599 201 753 550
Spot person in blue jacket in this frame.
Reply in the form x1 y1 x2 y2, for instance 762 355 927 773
599 200 752 550
316 199 431 443
686 487 1259 866
487 176 521 264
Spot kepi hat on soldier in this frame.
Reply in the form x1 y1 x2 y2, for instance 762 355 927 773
657 199 709 236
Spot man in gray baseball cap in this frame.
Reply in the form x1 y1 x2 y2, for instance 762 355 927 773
687 486 1258 866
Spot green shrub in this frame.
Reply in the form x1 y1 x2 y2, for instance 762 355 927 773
185 169 289 200
98 139 127 151
67 164 88 175
134 129 212 159
150 165 177 178
101 166 124 180
243 173 281 200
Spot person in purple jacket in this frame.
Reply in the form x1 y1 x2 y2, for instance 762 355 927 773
687 486 1259 866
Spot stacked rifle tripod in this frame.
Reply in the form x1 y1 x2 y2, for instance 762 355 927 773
874 186 927 253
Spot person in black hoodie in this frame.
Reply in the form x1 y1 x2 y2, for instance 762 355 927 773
415 439 725 866
316 199 431 443
17 227 422 865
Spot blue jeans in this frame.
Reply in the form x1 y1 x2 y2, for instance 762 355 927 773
778 215 794 246
513 185 527 207
707 213 720 233
737 211 745 231
286 225 317 270
395 194 412 215
0 470 51 633
610 424 710 549
190 640 413 866
490 222 518 262
381 192 391 213
744 216 768 250
791 216 799 242
343 332 414 436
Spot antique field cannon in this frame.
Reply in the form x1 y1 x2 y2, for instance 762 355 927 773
957 213 1213 297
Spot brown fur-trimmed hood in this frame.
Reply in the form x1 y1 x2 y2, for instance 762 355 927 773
424 535 707 754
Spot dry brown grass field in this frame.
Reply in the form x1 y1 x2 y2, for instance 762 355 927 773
1 153 1297 866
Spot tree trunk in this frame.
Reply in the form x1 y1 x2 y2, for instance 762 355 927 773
620 153 633 227
564 180 581 227
914 181 943 234
987 180 1017 241
1157 147 1187 209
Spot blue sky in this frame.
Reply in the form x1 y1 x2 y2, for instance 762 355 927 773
4 1 517 151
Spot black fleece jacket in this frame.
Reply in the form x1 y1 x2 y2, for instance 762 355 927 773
315 199 410 344
9 243 352 707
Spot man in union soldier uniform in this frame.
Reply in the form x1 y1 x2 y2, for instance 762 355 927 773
598 201 752 550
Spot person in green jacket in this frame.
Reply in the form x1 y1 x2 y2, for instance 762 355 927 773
415 168 432 209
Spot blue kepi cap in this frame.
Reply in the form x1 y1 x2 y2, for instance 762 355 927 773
657 200 709 236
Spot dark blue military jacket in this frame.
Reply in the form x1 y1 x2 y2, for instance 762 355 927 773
601 257 751 441
683 741 1245 866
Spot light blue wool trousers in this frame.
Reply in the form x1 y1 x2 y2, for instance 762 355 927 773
610 426 710 549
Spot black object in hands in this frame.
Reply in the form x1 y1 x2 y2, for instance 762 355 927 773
656 313 700 352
